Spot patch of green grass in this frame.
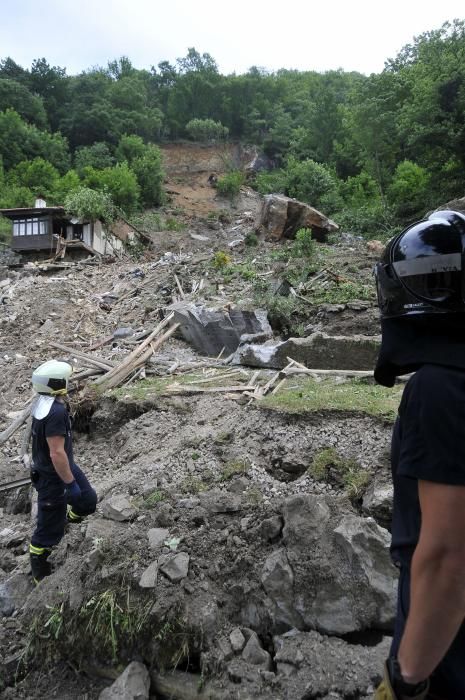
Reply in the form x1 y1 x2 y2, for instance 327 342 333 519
213 430 234 444
309 280 375 305
180 475 208 494
220 459 250 481
261 376 403 422
309 447 370 500
191 452 201 461
142 490 165 508
246 487 263 505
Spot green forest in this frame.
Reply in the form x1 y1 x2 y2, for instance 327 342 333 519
0 19 464 239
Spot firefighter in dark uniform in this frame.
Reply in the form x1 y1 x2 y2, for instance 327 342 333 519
29 360 97 583
373 210 465 699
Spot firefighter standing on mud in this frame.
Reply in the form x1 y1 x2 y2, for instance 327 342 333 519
29 360 97 583
373 210 465 699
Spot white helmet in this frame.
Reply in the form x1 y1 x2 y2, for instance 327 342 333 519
32 360 73 396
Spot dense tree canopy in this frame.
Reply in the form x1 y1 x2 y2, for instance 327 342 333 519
0 25 464 232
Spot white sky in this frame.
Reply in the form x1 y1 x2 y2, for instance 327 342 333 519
1 0 464 76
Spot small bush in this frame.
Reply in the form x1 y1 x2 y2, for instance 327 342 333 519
309 447 370 501
220 459 250 481
291 228 315 259
216 171 244 200
211 250 231 269
245 231 258 246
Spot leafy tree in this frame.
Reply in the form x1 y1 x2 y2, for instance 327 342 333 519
0 79 48 128
115 134 146 164
75 142 115 174
8 157 60 199
186 118 228 142
29 58 68 130
387 160 430 218
0 109 70 172
64 186 117 222
83 162 140 213
131 145 164 207
54 169 81 203
284 157 341 211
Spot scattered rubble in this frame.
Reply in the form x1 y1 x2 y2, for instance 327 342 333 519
0 190 397 699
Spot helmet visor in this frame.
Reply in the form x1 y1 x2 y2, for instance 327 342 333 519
392 253 463 306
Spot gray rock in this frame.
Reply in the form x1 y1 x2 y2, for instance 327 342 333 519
169 301 272 356
230 627 246 653
147 528 169 550
113 327 134 339
259 194 338 241
362 482 393 528
261 548 300 631
241 630 272 669
282 494 330 550
85 518 126 541
333 514 397 627
0 573 33 617
139 561 158 589
260 515 283 542
199 490 242 514
99 661 150 699
216 635 234 662
234 332 380 370
101 494 138 522
159 552 189 582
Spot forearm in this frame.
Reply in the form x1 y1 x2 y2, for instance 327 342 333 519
50 449 74 484
399 547 465 682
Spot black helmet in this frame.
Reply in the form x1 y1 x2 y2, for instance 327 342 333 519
375 210 465 319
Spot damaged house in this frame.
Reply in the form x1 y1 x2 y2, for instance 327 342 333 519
0 198 142 260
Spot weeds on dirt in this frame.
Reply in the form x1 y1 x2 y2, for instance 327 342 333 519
211 250 231 269
261 376 403 421
180 475 208 494
220 459 250 481
309 447 370 500
142 490 165 508
22 587 154 671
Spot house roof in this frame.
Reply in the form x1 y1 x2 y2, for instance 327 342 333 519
0 206 66 218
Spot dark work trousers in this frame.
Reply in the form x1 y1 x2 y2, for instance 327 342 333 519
391 566 465 700
31 464 97 548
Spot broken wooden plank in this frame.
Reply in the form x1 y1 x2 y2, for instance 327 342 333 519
0 403 32 445
93 313 174 386
282 367 374 378
97 323 180 390
165 384 256 395
173 273 185 299
49 342 115 371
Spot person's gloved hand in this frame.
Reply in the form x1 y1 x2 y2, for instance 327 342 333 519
65 479 82 506
374 659 429 700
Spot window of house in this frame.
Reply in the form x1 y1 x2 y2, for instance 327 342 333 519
13 217 47 236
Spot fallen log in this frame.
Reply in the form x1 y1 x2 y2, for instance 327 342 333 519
96 322 180 390
49 342 115 371
0 403 32 445
165 384 256 395
93 313 175 387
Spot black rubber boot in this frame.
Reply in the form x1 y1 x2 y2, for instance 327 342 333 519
66 507 84 524
29 544 52 584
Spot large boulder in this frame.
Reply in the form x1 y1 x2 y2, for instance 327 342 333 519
259 495 398 635
169 302 272 356
234 332 381 370
259 194 339 242
99 661 150 699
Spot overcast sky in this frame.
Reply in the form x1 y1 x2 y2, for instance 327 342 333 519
1 0 464 76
